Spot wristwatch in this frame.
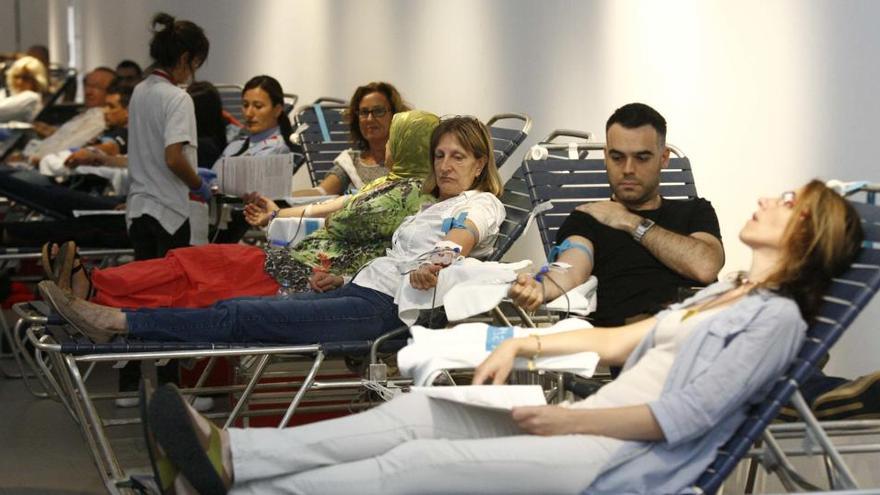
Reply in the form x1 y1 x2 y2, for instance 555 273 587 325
632 217 656 243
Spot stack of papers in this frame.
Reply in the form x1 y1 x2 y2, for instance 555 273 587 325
409 385 547 411
216 154 294 198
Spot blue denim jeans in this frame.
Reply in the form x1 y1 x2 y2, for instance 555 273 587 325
125 283 405 344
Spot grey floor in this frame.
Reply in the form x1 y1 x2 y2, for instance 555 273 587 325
0 360 149 495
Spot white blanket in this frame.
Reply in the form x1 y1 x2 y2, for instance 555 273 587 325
398 318 599 386
267 216 326 248
38 150 131 195
395 258 532 326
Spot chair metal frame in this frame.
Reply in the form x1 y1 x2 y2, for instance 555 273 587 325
692 191 880 494
487 113 532 169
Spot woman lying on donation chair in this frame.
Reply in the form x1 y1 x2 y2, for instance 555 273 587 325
140 180 860 494
44 110 439 307
39 116 504 346
293 81 410 196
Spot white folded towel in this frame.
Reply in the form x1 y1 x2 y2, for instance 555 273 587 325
398 318 599 386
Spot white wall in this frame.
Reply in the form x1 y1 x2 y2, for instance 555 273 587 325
0 0 49 58
48 0 880 379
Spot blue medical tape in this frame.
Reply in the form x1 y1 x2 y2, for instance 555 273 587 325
314 103 331 143
441 212 469 234
549 239 594 264
485 326 515 351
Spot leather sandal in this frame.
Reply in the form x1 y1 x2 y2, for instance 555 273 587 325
54 241 77 291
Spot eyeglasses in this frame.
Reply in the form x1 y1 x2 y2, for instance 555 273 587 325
357 106 389 119
780 190 797 208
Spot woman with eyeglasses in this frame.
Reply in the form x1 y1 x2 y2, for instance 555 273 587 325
40 117 504 348
130 180 862 494
0 55 48 122
293 81 410 197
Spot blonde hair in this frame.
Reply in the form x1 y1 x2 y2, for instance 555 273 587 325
7 56 48 94
759 180 863 318
422 116 503 198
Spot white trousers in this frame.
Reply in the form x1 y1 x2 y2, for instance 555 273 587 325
228 393 622 494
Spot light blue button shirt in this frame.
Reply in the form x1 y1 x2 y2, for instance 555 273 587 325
216 126 290 162
584 280 806 494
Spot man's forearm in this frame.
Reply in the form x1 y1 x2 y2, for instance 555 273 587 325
639 225 723 284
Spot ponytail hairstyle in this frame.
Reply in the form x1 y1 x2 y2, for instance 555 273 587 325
758 180 864 319
149 12 209 74
233 75 296 156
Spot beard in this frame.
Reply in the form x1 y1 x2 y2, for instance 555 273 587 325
612 179 660 207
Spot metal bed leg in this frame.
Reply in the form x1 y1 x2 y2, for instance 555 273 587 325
744 438 762 493
491 306 512 326
224 354 271 429
510 304 536 328
64 354 126 484
761 429 804 492
2 315 49 397
37 335 79 422
790 390 860 489
279 351 325 428
52 352 119 488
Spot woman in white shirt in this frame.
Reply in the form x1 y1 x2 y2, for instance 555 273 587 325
41 117 506 348
0 56 47 122
125 12 210 261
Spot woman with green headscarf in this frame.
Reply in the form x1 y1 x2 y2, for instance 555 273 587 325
257 110 440 292
75 111 439 309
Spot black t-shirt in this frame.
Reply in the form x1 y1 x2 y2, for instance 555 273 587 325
100 126 128 155
556 197 722 327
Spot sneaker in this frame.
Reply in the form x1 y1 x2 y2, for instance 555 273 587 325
190 396 215 413
813 371 880 421
115 396 140 408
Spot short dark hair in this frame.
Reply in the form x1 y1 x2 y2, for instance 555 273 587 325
106 79 134 108
115 59 142 76
149 12 209 70
187 81 226 146
605 102 667 147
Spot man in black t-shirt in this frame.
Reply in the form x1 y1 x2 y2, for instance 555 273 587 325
509 103 725 326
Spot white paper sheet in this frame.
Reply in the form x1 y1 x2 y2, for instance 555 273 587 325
216 153 294 198
409 385 547 411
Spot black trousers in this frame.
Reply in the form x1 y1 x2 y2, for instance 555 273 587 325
118 214 191 392
127 214 190 261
